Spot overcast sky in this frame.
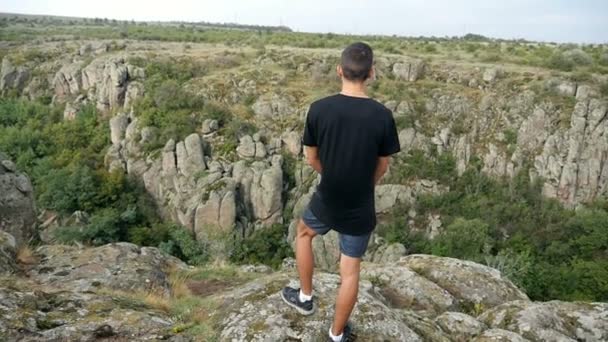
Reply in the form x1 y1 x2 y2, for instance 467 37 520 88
3 0 607 43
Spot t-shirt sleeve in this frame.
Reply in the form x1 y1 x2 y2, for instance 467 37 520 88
302 105 317 147
378 112 401 156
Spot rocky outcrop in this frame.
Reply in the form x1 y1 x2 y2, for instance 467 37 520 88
212 255 603 342
0 57 30 93
53 56 144 111
0 154 36 248
106 114 283 242
81 56 130 111
392 58 426 81
479 300 608 341
29 242 187 294
533 99 608 206
251 93 297 118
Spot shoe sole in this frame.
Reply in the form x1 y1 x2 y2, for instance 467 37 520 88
281 291 315 316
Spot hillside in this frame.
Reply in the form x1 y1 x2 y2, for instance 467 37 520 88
0 14 607 341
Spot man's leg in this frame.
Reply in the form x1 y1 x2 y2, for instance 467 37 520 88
331 254 361 336
296 218 317 295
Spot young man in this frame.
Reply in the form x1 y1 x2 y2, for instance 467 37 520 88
281 42 401 342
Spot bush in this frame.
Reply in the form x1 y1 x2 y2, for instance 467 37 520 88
431 218 491 260
230 224 293 269
159 225 209 265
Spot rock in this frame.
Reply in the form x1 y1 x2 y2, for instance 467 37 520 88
375 181 446 214
216 272 432 341
194 185 237 238
124 81 144 110
202 119 219 134
392 58 426 81
483 68 501 83
109 113 130 145
0 284 177 341
361 262 457 313
53 62 82 99
472 329 530 342
533 99 608 206
370 242 407 263
545 78 577 97
399 254 529 310
0 57 30 93
62 101 80 121
251 93 297 118
236 135 256 159
0 155 36 248
434 312 487 341
478 300 608 341
30 242 187 294
82 57 130 111
281 131 302 156
176 133 206 177
233 160 283 225
79 43 92 55
0 231 17 274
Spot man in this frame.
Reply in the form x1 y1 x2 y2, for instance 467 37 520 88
281 42 401 342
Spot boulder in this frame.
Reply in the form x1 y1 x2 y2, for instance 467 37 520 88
0 155 36 248
176 133 206 177
202 119 219 134
0 57 30 93
472 329 530 342
392 58 426 81
30 242 187 294
399 254 529 310
109 113 130 145
478 300 608 341
281 131 302 156
0 285 177 341
434 312 487 341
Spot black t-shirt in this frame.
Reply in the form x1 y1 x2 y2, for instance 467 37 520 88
302 93 401 235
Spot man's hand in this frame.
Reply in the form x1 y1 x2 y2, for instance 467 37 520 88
304 146 322 174
374 156 390 185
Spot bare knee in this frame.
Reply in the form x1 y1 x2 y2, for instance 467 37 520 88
297 219 316 239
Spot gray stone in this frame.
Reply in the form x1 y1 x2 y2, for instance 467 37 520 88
109 113 129 145
0 155 36 248
478 300 608 342
392 58 426 81
30 243 187 294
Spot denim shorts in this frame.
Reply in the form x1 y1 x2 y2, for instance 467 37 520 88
302 206 371 258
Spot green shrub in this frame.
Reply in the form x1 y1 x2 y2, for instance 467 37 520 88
431 217 491 260
160 225 209 265
230 224 293 269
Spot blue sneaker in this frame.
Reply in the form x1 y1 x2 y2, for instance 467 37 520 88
281 286 315 315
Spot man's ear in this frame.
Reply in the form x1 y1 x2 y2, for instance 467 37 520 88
336 65 343 78
368 67 376 81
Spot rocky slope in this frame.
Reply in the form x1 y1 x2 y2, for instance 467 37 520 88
2 241 607 341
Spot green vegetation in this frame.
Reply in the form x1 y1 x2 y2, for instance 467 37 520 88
230 224 294 269
0 98 210 262
378 153 608 301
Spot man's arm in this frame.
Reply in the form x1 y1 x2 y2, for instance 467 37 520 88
374 156 390 185
304 146 322 174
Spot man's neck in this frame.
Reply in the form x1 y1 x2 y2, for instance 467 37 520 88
340 81 368 98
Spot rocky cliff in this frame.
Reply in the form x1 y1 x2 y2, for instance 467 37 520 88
1 239 607 341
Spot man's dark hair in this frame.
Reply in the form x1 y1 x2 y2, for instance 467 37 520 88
340 42 374 82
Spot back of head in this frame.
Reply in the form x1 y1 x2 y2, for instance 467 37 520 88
340 42 374 82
